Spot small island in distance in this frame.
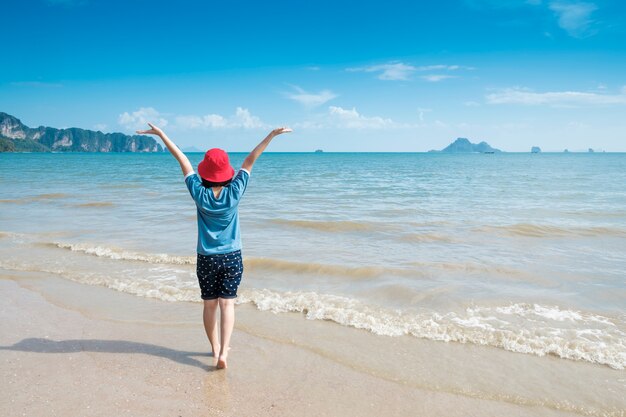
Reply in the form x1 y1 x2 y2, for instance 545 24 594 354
181 146 204 153
429 138 502 153
0 112 162 152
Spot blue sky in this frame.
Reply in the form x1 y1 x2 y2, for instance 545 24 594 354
1 0 625 151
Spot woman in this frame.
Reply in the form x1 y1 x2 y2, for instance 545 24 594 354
137 123 292 369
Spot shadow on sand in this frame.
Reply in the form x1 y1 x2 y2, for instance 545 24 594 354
1 338 216 371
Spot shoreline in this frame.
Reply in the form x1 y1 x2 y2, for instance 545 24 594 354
1 270 624 417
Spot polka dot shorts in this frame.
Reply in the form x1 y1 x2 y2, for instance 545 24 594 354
196 250 243 300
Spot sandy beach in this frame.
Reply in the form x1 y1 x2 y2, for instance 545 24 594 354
2 270 624 417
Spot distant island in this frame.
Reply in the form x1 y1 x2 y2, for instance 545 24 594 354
429 138 501 153
0 112 162 152
181 146 204 153
531 146 541 153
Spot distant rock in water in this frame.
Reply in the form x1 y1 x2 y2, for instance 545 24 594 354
430 138 501 153
531 146 541 153
564 149 569 153
181 146 204 152
588 148 594 153
315 149 324 153
0 112 162 152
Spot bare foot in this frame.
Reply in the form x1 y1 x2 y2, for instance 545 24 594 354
216 354 228 369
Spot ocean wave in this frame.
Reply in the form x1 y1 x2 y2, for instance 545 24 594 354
44 241 421 278
269 218 378 232
2 257 624 370
399 232 455 243
245 257 418 278
73 202 115 208
0 260 200 303
239 289 626 370
100 183 144 189
268 219 455 244
0 231 25 239
476 223 626 238
0 193 69 204
0 232 528 283
45 242 196 265
29 193 70 201
408 260 528 277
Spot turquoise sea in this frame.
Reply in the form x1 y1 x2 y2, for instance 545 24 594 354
1 152 625 370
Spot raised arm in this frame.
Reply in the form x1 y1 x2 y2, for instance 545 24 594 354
241 127 292 173
137 123 193 177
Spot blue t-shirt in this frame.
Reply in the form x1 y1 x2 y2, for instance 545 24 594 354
184 169 250 255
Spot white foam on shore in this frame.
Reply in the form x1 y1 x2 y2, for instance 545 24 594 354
3 257 625 370
3 233 625 370
237 289 626 370
47 242 196 265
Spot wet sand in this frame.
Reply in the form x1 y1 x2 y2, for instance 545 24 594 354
1 271 623 417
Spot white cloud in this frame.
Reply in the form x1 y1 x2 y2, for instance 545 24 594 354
284 86 337 107
347 62 470 81
119 107 168 131
233 107 266 128
486 87 626 106
415 64 472 71
294 106 424 130
175 107 267 130
93 123 107 131
466 0 600 38
294 107 404 129
175 114 227 129
328 106 396 129
421 74 456 82
347 62 417 81
549 1 598 37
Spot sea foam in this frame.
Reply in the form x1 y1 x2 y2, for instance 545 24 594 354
3 232 625 370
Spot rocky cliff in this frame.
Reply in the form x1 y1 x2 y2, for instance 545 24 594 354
0 112 162 152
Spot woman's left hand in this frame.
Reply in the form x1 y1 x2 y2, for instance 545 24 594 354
136 123 164 137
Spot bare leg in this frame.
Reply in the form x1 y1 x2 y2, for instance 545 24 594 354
216 297 235 369
202 299 220 357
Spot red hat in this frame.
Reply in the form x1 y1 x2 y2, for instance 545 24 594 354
197 148 235 183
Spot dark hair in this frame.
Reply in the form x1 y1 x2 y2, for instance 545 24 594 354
201 178 232 188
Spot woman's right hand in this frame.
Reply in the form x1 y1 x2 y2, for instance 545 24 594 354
270 127 293 137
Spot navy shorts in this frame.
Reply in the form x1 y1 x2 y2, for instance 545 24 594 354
196 250 243 300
